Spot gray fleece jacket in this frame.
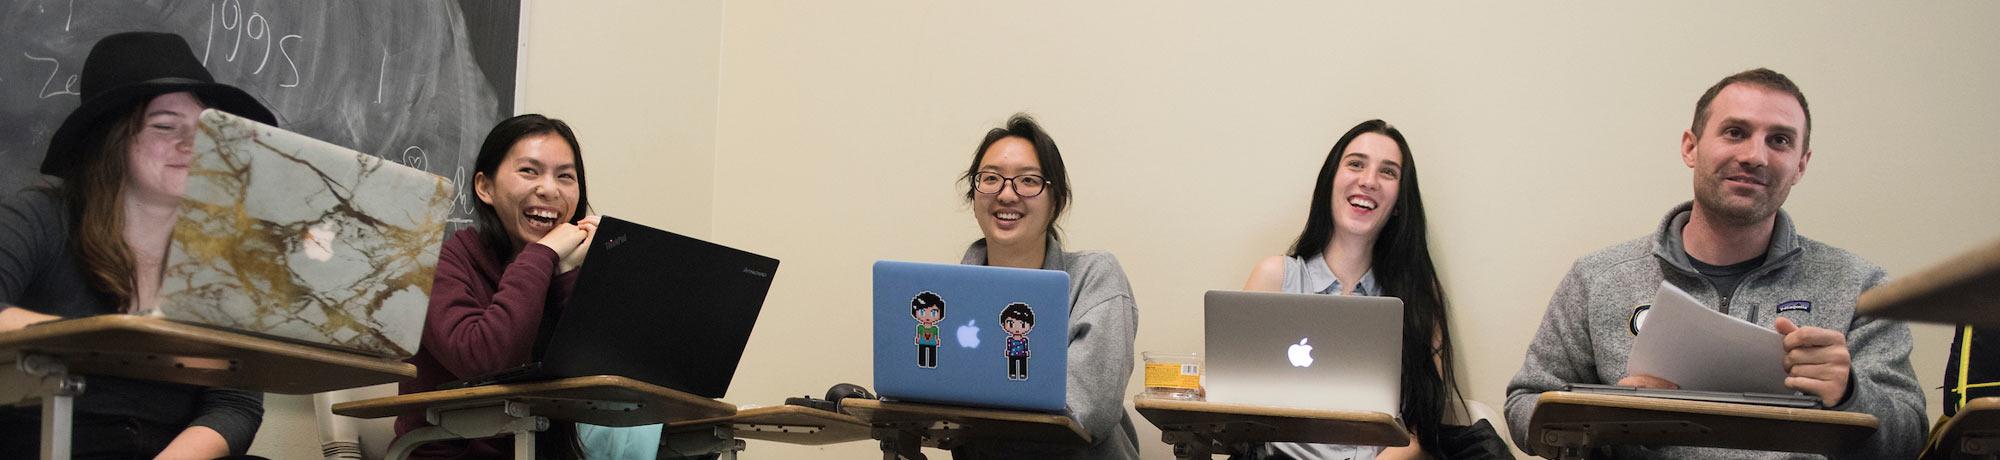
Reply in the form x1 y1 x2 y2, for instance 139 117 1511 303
1504 202 1925 459
954 237 1142 460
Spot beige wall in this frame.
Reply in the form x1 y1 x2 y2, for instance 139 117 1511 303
248 1 725 458
254 2 2000 458
709 2 2000 458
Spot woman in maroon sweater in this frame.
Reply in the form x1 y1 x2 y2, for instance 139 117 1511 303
397 114 598 459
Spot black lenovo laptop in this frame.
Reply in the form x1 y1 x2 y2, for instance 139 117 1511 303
439 215 779 398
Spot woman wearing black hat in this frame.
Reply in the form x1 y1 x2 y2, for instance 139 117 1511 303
0 32 279 457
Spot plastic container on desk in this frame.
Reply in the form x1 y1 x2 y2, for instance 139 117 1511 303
1140 351 1204 401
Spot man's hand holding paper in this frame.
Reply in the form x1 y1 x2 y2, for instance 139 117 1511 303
1778 316 1852 406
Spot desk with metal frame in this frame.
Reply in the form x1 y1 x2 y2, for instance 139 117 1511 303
1526 391 1878 459
0 315 415 460
1133 397 1408 459
841 398 1089 460
1923 397 2000 460
660 404 872 457
333 375 735 460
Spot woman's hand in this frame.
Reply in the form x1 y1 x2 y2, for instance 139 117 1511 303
0 306 61 333
1376 430 1432 460
539 215 601 274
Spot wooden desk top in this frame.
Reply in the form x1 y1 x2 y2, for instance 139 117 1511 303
1922 397 2000 460
0 315 413 394
1528 391 1877 456
1859 237 2000 326
331 375 735 427
1134 398 1409 448
841 398 1090 448
666 405 872 446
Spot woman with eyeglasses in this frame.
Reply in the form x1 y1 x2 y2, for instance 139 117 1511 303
1239 120 1477 459
951 114 1141 459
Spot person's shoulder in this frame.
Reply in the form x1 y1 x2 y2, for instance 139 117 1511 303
441 228 481 253
1793 235 1886 278
1569 235 1654 277
1245 255 1291 288
436 228 492 267
2 185 62 210
1062 248 1127 276
1251 255 1290 276
1 186 67 228
1059 248 1136 299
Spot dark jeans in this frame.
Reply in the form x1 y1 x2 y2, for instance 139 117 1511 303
1008 356 1028 380
0 410 177 460
918 344 938 368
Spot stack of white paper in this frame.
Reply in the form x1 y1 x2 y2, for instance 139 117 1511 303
1627 281 1790 394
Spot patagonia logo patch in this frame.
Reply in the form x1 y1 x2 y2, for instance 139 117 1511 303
1776 300 1813 313
1629 304 1652 336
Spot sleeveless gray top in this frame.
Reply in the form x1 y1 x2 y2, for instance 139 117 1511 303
1255 253 1385 460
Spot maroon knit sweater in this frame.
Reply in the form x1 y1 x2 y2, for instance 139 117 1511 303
395 228 577 459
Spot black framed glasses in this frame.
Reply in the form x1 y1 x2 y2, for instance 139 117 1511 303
972 172 1048 198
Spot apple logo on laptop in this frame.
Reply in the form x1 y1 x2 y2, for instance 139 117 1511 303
956 319 981 348
1287 338 1314 368
302 222 336 262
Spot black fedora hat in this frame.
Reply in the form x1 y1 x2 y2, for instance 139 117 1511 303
40 31 278 178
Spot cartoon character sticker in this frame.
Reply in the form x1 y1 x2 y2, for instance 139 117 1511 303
1000 302 1035 381
912 291 946 368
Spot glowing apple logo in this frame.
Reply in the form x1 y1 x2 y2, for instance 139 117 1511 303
956 319 981 348
1287 338 1315 368
302 222 337 262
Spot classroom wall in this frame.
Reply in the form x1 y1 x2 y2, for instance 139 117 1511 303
706 2 2000 458
247 1 726 458
249 2 2000 458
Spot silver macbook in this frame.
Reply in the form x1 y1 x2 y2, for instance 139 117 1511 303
155 109 453 359
1203 290 1402 416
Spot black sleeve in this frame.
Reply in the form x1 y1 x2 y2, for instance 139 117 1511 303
0 188 60 310
189 388 265 454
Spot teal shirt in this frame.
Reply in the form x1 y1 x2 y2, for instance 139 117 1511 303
917 323 940 345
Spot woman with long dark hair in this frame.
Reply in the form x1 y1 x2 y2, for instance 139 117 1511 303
1241 119 1460 459
396 114 658 459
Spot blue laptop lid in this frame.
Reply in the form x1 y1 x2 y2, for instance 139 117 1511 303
872 260 1070 413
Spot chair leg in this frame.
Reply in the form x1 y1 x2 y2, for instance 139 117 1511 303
384 426 460 460
389 401 549 460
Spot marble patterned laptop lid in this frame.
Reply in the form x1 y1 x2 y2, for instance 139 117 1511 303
158 109 452 358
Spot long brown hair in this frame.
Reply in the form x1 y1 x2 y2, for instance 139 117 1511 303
59 103 148 311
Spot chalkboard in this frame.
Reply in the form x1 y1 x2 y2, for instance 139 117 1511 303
1 0 522 230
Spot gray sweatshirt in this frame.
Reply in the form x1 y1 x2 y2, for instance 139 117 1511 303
954 237 1142 460
1503 202 1926 459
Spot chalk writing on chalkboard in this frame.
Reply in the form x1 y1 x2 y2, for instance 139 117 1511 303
0 0 518 232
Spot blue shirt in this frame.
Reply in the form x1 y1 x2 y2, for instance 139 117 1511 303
1281 253 1381 297
1006 335 1030 357
1258 253 1384 460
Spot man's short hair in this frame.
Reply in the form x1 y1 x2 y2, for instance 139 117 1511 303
1691 68 1812 150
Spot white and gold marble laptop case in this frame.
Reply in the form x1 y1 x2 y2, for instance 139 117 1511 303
158 109 452 358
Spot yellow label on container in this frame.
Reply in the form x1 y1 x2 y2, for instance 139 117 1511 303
1144 362 1201 390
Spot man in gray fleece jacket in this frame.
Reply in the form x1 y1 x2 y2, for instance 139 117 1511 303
1504 68 1926 459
